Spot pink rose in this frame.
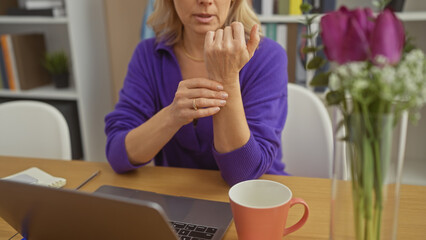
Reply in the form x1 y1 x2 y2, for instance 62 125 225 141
321 7 374 64
320 7 405 65
370 9 405 65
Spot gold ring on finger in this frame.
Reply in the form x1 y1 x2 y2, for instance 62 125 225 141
192 99 198 111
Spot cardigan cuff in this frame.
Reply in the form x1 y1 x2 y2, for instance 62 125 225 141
107 131 150 173
213 133 262 186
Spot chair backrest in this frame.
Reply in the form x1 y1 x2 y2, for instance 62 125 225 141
281 84 333 178
0 100 71 160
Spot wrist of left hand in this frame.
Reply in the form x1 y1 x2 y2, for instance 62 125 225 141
209 72 239 84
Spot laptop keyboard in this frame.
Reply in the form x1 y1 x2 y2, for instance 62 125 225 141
170 221 218 240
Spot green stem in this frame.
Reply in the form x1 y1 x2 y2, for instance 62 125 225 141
373 103 385 240
362 134 375 240
373 139 383 238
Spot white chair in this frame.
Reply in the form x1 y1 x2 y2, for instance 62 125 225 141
281 83 333 178
0 100 72 160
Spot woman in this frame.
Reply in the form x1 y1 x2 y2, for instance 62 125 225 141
105 0 288 186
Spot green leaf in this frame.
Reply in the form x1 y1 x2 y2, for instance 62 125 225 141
307 15 320 23
302 31 319 39
339 135 350 142
43 51 69 75
302 47 317 54
300 3 312 13
307 56 326 70
326 90 344 105
403 33 416 54
310 72 331 87
302 45 324 54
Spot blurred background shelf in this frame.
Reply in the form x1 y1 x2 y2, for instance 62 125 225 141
0 0 113 161
0 84 77 100
0 16 67 24
258 11 426 23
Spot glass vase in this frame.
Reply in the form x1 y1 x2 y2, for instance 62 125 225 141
330 109 408 240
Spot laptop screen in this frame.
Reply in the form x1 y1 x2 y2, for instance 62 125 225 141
0 180 178 240
0 180 233 240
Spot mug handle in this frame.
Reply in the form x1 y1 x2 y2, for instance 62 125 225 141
282 198 310 236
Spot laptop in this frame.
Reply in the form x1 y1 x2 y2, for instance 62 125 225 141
0 180 233 240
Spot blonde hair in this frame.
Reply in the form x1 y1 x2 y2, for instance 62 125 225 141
147 0 262 45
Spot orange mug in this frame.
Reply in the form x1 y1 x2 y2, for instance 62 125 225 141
229 179 309 240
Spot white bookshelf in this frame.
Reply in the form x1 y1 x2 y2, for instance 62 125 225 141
0 16 68 24
0 85 77 100
0 0 113 162
258 15 306 23
259 12 426 23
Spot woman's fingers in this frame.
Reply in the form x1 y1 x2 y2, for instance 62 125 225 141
185 88 228 100
192 98 227 109
181 78 224 91
170 78 228 125
179 79 227 99
175 78 228 100
231 22 245 45
213 29 224 48
204 22 259 83
193 107 221 118
247 24 260 58
204 31 215 48
223 26 233 47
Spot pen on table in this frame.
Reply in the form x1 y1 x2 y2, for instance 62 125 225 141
74 170 100 190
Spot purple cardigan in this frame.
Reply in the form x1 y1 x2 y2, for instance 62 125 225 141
104 37 288 186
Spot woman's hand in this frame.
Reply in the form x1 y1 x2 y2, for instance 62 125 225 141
167 78 228 127
204 22 260 84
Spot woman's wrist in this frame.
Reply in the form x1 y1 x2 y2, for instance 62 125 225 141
161 105 185 132
211 73 239 86
221 76 240 91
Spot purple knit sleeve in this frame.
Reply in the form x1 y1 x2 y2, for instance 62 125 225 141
104 40 156 173
213 38 288 186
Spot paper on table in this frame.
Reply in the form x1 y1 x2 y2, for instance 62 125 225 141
2 167 66 188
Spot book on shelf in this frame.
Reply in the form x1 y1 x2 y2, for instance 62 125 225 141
257 0 336 16
266 23 277 40
318 0 336 13
306 0 322 13
260 22 302 84
278 0 289 15
251 0 262 14
0 44 10 89
0 33 51 91
286 23 297 83
261 0 274 16
0 35 18 90
0 0 18 15
289 0 302 15
260 0 300 16
263 23 288 50
276 24 288 50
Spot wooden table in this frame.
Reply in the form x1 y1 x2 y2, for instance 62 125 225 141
0 156 425 240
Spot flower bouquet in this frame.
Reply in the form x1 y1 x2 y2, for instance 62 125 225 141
301 1 426 239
